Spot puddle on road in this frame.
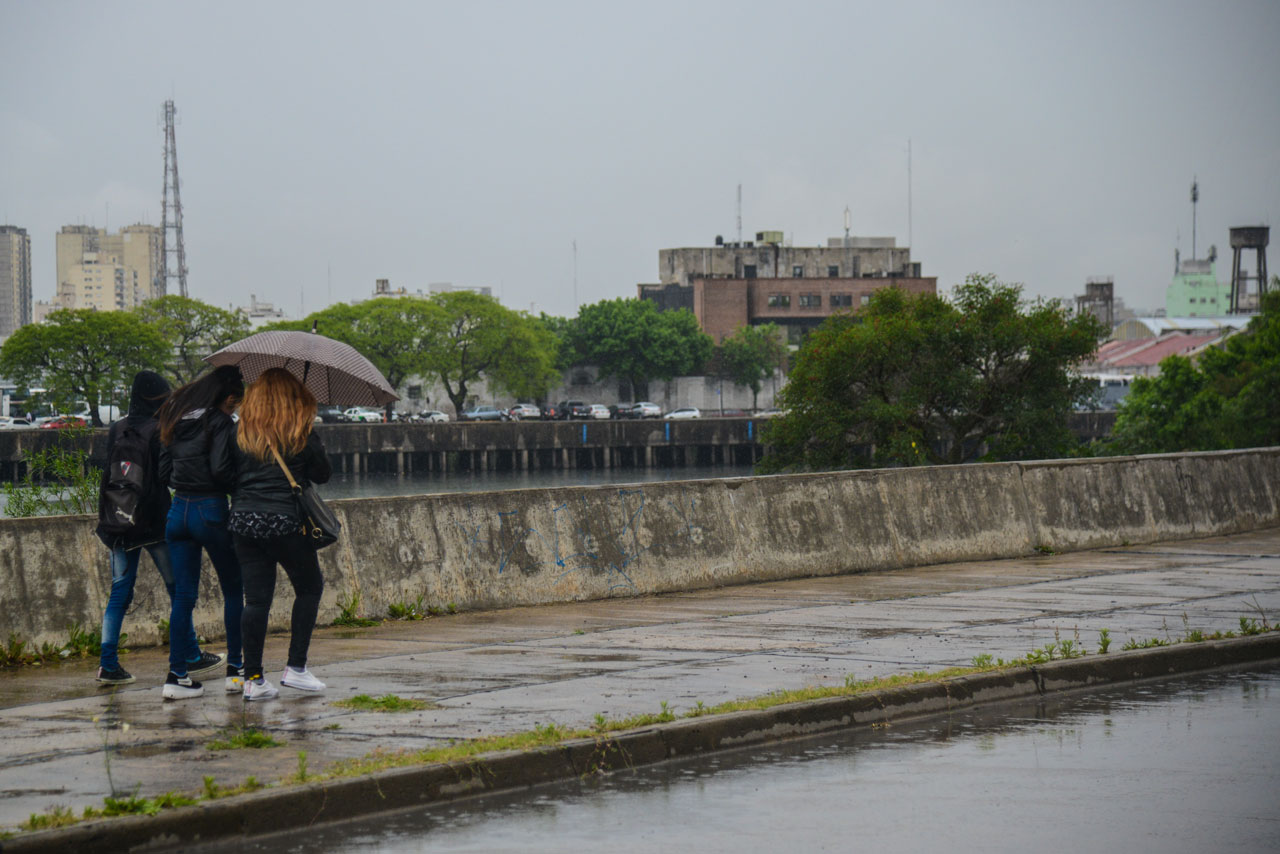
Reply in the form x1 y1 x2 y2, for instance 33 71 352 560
197 664 1280 854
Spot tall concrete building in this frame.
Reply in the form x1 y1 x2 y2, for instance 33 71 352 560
640 231 936 344
55 224 163 311
0 226 33 338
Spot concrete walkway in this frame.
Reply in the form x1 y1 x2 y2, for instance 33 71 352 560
2 527 1278 832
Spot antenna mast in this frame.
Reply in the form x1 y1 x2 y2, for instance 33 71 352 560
161 100 188 297
736 184 742 245
1190 177 1199 260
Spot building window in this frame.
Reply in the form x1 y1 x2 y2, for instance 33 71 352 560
792 265 804 277
860 294 871 306
830 293 852 307
786 325 806 345
767 293 791 308
407 385 422 401
744 264 757 279
827 265 839 277
798 293 821 308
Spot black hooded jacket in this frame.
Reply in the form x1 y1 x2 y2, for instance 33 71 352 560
95 371 172 549
159 408 238 496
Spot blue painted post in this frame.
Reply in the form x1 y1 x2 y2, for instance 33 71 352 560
582 424 587 444
665 422 671 441
748 421 754 440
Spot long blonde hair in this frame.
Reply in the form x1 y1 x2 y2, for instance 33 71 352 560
236 368 317 461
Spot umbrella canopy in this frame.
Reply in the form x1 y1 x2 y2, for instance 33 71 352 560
205 330 399 406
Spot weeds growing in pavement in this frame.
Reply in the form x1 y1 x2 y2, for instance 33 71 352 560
207 727 283 751
387 595 427 621
332 694 439 712
332 592 379 628
1098 629 1112 654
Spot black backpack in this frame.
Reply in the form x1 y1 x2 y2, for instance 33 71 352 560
97 420 159 538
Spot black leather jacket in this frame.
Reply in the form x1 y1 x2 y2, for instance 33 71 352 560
230 431 332 519
158 409 238 496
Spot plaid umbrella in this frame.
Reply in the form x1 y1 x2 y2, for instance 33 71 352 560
205 330 399 406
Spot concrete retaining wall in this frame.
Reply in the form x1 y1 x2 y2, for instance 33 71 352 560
1 448 1276 650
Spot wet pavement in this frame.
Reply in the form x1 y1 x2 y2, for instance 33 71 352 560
1 527 1278 831
196 666 1280 854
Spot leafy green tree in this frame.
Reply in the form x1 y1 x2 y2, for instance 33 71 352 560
1109 287 1280 453
134 295 251 385
569 298 713 400
760 275 1104 472
0 309 171 426
421 291 560 414
717 323 787 410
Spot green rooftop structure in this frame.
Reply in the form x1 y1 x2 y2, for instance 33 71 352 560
1166 254 1230 317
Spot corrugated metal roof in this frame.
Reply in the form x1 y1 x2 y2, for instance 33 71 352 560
1110 332 1222 368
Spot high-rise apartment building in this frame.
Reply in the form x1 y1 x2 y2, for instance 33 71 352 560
0 226 33 338
55 224 163 311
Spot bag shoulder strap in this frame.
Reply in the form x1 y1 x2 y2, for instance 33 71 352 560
268 445 302 494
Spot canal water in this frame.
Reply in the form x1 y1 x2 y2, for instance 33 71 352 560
200 666 1280 853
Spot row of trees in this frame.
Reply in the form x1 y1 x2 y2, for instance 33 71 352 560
0 296 251 426
0 291 788 423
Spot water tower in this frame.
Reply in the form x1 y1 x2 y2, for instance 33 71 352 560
1228 226 1269 313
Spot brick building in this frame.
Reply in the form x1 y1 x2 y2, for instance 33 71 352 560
639 232 936 343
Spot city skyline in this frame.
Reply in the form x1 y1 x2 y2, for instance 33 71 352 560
2 0 1278 321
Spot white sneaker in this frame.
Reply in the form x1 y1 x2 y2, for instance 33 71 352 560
162 671 204 700
281 666 325 692
243 676 279 702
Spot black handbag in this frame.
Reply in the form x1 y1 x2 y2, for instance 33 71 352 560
270 445 341 549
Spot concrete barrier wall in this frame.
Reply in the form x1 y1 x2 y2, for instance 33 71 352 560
1 448 1276 650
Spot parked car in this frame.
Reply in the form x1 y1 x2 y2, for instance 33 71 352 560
556 400 591 420
419 410 450 423
540 403 559 420
508 403 541 421
342 407 383 423
0 416 32 429
461 406 508 421
755 408 787 419
631 401 661 419
316 405 346 423
608 403 634 419
589 404 610 420
663 407 701 420
41 415 89 429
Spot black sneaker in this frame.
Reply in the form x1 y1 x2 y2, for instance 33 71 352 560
96 666 135 685
186 651 227 676
162 671 204 700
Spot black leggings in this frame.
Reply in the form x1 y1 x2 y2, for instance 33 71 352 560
233 532 324 677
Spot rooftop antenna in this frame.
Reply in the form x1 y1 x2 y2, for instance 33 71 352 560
843 205 851 248
907 138 913 248
1190 177 1199 260
160 99 188 297
736 184 742 245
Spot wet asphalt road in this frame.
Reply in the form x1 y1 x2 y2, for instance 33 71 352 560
196 666 1280 854
1 527 1278 831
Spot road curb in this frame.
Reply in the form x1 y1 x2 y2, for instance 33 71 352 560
5 633 1278 853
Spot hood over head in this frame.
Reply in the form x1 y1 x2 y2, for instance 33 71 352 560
128 371 172 418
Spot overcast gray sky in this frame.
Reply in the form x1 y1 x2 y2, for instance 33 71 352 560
3 0 1278 319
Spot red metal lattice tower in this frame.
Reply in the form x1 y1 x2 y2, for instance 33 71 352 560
160 99 187 297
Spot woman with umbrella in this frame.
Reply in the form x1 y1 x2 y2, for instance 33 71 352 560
229 368 332 700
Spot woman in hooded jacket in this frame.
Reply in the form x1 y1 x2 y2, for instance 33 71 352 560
156 365 246 700
95 370 203 685
229 368 331 701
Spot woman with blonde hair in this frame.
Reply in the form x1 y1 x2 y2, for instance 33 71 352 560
228 368 332 701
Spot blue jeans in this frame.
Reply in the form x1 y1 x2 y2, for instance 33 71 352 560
99 543 198 671
166 495 244 674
